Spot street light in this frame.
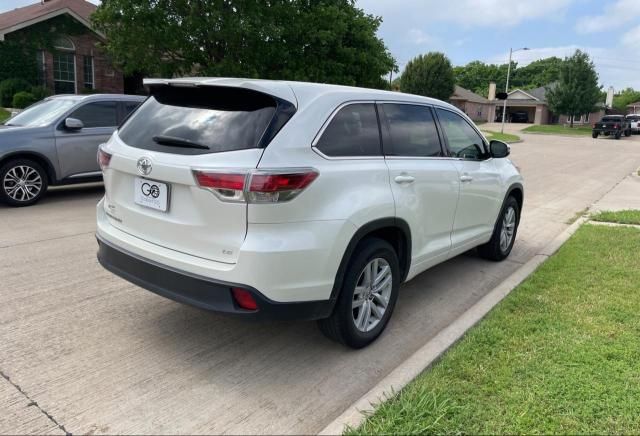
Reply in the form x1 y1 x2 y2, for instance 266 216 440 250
501 47 530 134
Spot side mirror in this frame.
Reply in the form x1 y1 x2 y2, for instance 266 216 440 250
489 140 510 158
64 117 83 130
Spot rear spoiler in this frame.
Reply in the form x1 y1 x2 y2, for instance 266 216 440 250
143 78 297 108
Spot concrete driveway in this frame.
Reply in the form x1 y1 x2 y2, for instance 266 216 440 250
2 132 640 435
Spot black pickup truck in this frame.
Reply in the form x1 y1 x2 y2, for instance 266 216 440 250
592 115 631 139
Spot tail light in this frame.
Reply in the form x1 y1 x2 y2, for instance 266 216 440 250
193 168 318 203
615 124 620 129
97 147 112 170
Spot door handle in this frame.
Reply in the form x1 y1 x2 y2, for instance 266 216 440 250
460 175 473 183
394 175 415 184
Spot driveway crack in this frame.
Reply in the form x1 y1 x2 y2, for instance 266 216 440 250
0 369 71 435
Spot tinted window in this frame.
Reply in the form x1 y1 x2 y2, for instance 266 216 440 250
124 101 141 117
118 86 277 155
383 104 442 157
436 109 486 160
69 101 118 128
316 103 381 156
602 116 623 122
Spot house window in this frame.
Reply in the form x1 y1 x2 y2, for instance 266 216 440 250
83 56 94 90
53 52 76 94
36 50 46 86
53 36 76 94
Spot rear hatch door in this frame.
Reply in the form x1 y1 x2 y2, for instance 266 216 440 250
103 83 296 263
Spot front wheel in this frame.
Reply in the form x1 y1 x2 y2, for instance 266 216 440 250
615 132 622 140
625 129 631 137
318 238 400 348
592 132 598 139
0 158 48 206
478 196 520 261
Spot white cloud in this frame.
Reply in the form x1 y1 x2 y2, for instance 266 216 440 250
575 0 640 34
407 29 435 45
358 0 574 28
622 25 640 47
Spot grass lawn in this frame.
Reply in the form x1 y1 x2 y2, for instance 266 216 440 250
481 130 521 143
350 224 640 435
522 124 593 136
591 210 640 225
0 108 10 123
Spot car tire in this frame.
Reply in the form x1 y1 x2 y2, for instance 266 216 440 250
0 158 48 207
592 132 598 139
477 195 520 261
615 132 622 140
318 238 400 349
625 129 631 137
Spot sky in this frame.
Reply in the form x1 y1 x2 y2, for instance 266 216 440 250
2 0 639 90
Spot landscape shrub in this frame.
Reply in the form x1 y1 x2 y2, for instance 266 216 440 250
0 78 31 106
12 91 37 109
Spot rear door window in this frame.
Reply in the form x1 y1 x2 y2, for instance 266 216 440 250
315 103 381 157
68 101 118 128
381 104 443 157
118 86 280 155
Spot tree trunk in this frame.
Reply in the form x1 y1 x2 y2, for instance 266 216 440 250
570 114 574 128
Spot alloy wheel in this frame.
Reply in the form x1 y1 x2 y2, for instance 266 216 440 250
352 257 393 333
3 165 43 202
500 206 516 252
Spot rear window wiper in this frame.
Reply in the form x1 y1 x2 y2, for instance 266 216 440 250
152 135 210 150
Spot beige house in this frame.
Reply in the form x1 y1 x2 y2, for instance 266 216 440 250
627 101 640 115
487 84 606 125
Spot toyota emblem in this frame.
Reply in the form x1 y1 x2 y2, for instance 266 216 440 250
137 157 152 176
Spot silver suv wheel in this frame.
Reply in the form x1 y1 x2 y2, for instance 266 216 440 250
352 257 393 333
3 164 43 202
499 206 516 252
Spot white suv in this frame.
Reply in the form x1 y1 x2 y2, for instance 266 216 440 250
96 78 523 348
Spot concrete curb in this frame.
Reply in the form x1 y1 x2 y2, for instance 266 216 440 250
318 217 587 435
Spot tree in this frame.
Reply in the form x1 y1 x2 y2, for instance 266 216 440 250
91 0 396 89
546 50 601 127
613 88 640 111
400 52 454 100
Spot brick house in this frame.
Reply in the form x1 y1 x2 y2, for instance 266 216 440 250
0 0 123 94
449 85 492 122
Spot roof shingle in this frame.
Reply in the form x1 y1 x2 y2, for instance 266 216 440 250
0 0 96 33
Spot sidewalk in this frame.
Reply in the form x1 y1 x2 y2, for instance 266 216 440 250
592 171 640 212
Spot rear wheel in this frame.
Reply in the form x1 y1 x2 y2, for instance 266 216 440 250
478 196 520 261
592 132 598 139
318 238 400 348
0 159 48 207
615 132 622 140
625 129 631 137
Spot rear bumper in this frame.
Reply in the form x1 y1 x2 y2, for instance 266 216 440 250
97 235 335 321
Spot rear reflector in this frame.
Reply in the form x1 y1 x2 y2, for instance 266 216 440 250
232 287 258 311
193 168 318 203
97 147 112 170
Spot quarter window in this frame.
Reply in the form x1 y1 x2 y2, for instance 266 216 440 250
68 101 118 128
436 108 486 160
382 104 442 157
316 103 381 157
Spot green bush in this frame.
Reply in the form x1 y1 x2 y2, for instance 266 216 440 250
30 85 51 101
12 91 37 109
0 78 31 106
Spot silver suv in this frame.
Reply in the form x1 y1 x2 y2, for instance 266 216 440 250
0 93 145 206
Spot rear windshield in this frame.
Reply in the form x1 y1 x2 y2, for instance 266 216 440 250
627 115 640 121
118 86 278 155
602 116 623 122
